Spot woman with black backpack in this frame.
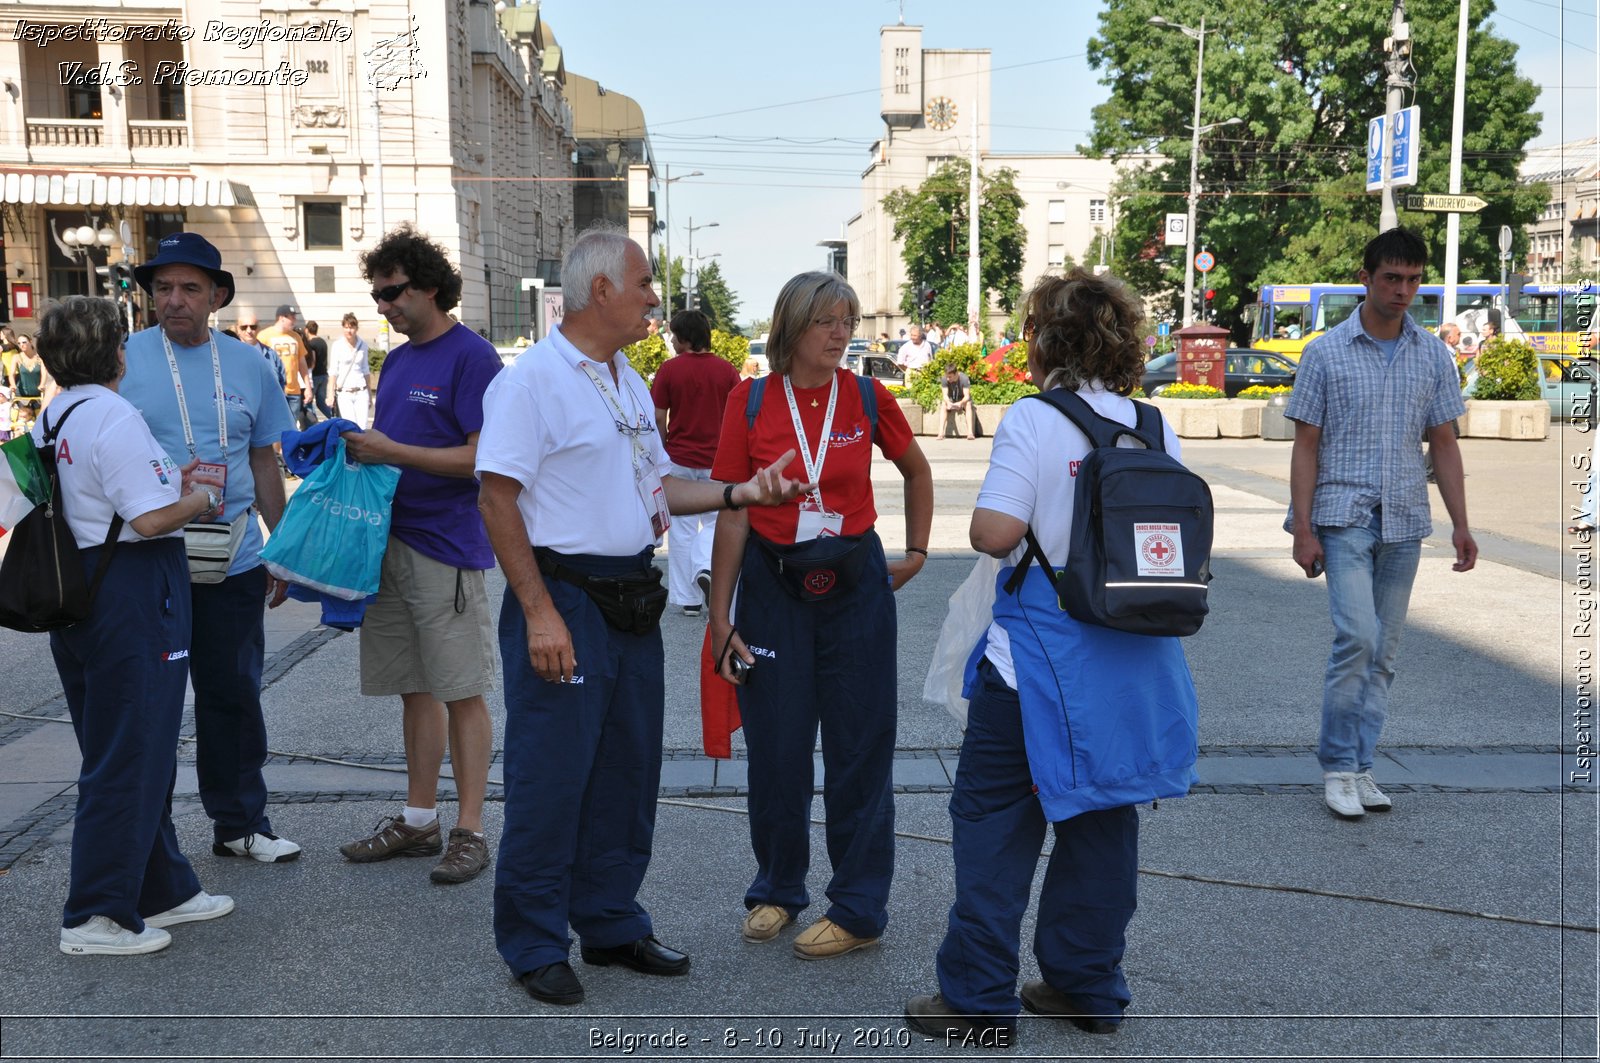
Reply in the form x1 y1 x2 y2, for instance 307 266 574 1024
32 297 235 957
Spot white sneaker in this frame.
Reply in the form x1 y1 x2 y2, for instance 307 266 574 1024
1323 772 1365 818
145 891 236 929
212 832 301 863
60 915 172 956
1353 772 1393 811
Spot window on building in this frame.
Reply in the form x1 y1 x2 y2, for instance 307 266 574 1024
157 81 186 121
926 155 955 176
142 212 185 261
1089 198 1107 224
303 202 342 250
67 83 103 120
1048 244 1066 267
1047 200 1066 224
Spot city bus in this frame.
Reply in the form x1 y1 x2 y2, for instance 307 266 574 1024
1247 281 1597 359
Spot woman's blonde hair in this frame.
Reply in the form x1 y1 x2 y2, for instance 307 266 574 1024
1024 268 1146 396
766 271 859 377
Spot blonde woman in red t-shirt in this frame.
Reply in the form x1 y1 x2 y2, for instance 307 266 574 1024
708 271 934 960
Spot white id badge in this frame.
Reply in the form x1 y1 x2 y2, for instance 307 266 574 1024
637 465 671 538
795 498 844 542
191 461 228 521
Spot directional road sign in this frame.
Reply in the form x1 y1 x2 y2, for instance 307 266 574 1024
1403 194 1488 213
1367 105 1420 191
1194 251 1215 272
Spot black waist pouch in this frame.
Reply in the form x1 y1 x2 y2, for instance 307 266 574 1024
752 533 871 603
537 552 667 635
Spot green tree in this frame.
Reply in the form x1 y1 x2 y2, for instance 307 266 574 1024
1086 0 1545 332
690 259 742 334
882 159 1027 325
654 249 689 316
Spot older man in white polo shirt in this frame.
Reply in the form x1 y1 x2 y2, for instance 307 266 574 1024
476 227 809 1008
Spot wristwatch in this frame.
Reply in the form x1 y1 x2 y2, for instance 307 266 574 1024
201 489 220 518
724 482 744 511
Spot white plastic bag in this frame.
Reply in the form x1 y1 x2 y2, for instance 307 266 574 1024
923 554 1001 728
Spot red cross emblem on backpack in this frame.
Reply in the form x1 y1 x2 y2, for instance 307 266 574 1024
804 569 836 595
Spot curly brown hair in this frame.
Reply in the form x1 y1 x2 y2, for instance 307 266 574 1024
359 223 463 313
1023 268 1146 396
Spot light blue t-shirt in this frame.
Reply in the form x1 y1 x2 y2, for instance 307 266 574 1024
122 326 295 575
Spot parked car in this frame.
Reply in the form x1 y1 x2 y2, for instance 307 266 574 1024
1141 348 1297 397
857 354 905 387
1462 354 1595 421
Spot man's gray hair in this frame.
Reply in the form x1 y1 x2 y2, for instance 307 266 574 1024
563 226 635 313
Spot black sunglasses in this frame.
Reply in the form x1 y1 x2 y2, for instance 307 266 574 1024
370 281 411 304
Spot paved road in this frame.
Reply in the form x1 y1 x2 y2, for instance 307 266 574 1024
0 422 1592 1061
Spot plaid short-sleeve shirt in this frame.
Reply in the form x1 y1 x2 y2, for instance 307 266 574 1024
1283 307 1465 542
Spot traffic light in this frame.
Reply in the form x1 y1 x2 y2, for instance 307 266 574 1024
94 265 113 297
1507 272 1529 313
921 287 936 315
111 261 134 294
1204 289 1216 302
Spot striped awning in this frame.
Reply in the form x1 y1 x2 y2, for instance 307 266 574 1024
0 170 255 209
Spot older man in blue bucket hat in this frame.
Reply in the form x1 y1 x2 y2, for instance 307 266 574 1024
121 232 303 865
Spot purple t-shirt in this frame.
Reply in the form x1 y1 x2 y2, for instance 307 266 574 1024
372 323 502 569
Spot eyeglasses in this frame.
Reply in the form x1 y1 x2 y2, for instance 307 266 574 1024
238 323 258 331
811 315 861 333
370 281 411 304
613 413 653 438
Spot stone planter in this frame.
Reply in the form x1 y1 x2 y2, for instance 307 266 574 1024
1259 395 1294 440
1147 397 1228 438
1459 399 1549 440
1215 401 1262 438
896 398 925 436
976 404 1008 433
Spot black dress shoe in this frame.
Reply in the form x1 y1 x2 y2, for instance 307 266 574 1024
519 962 584 1005
1020 980 1121 1034
579 935 691 976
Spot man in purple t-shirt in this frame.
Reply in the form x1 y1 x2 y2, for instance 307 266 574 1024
649 309 741 616
339 224 503 885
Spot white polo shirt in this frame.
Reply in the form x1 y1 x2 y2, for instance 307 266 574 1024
33 384 183 548
476 324 670 556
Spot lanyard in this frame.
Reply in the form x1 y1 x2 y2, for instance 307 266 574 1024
579 359 652 467
160 328 227 462
782 371 838 504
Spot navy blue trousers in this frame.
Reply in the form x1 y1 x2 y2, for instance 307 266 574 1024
53 539 201 931
936 659 1138 1020
734 531 897 939
494 551 664 976
190 565 274 844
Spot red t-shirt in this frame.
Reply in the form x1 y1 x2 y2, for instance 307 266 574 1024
712 370 914 543
649 350 743 468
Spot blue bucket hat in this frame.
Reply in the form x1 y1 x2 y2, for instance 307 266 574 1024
133 232 236 307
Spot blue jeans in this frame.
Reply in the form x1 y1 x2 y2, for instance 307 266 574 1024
1317 514 1421 773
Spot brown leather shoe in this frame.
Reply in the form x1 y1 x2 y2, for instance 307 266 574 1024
430 828 490 884
792 917 878 960
339 815 442 863
741 905 794 943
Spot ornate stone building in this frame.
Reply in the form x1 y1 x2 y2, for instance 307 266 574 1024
0 0 581 345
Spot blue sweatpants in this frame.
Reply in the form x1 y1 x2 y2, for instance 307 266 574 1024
936 658 1138 1020
494 550 665 976
734 531 897 939
53 539 202 931
189 565 275 845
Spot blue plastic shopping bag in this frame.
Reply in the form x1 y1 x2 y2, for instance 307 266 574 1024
260 439 400 600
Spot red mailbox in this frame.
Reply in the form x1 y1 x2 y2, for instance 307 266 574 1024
1174 323 1228 392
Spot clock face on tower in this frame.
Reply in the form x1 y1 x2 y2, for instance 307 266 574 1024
925 96 957 131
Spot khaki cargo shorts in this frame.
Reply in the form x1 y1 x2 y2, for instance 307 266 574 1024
359 536 497 702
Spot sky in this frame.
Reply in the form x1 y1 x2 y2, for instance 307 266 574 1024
538 0 1598 329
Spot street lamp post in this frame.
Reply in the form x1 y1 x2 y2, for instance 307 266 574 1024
1149 15 1240 327
660 166 704 315
59 221 117 296
690 251 721 312
685 217 718 311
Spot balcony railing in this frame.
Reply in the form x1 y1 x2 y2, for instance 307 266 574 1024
129 121 188 149
26 118 103 148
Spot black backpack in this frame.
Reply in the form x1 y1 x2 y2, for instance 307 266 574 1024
0 401 123 633
1004 388 1213 637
